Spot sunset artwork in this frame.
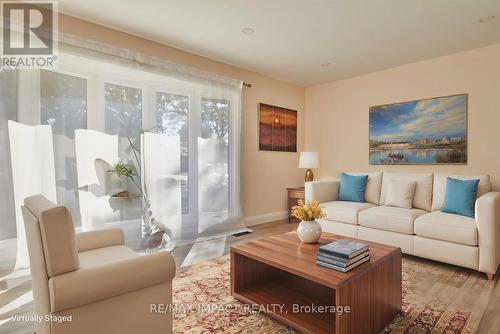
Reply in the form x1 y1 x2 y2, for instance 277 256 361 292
259 103 297 152
369 94 467 164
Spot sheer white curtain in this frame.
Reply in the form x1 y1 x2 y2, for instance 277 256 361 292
58 35 245 244
8 121 57 268
2 35 245 254
74 129 120 231
141 133 182 240
40 70 87 227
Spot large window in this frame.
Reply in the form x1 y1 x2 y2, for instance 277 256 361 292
40 70 87 225
4 50 241 245
200 98 229 214
156 92 189 214
105 83 143 163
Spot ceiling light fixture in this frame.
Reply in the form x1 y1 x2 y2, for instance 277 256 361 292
479 15 495 23
242 27 255 35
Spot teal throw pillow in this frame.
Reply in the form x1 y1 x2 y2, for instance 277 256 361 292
442 177 479 218
338 173 368 203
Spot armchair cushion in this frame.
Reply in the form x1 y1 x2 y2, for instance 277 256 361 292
79 245 138 268
76 228 125 252
49 251 176 312
24 195 79 277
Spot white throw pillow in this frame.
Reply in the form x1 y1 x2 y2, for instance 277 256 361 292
385 179 417 209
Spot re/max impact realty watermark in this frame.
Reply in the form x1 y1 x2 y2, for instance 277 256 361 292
1 0 58 68
151 303 351 315
9 304 351 324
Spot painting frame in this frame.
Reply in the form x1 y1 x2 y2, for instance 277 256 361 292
369 93 468 165
258 103 298 152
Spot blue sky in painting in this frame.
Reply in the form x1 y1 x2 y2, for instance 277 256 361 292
370 95 467 142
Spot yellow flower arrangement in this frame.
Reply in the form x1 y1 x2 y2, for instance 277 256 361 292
291 199 326 221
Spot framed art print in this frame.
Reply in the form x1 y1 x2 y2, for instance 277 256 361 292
259 103 297 152
369 94 467 164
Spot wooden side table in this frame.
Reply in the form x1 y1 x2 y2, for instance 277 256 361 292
286 186 305 223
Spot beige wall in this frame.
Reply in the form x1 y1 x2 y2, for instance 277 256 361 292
305 43 500 189
58 15 305 221
58 14 500 221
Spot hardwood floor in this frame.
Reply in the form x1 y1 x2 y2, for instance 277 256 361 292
0 220 297 334
171 219 299 266
0 220 499 333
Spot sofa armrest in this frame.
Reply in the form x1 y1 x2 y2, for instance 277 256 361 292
48 251 176 312
476 192 500 274
305 180 339 203
76 228 125 252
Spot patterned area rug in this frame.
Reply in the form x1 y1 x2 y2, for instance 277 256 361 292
173 255 491 333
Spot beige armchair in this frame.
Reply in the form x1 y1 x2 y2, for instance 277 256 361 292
22 195 176 334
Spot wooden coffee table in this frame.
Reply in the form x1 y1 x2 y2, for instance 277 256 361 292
230 232 401 334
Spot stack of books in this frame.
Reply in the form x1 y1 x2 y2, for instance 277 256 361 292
316 239 370 272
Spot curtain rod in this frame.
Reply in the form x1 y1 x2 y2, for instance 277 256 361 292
243 82 252 88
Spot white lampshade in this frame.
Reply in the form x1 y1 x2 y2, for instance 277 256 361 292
299 151 320 169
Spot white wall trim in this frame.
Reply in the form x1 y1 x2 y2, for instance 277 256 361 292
243 210 288 227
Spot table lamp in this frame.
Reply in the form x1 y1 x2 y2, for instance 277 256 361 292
299 151 320 182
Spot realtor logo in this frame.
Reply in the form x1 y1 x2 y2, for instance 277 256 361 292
1 1 58 68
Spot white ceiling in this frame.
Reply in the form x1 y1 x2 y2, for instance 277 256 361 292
58 0 500 87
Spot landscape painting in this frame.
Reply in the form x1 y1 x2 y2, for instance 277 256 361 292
369 94 467 164
259 103 297 152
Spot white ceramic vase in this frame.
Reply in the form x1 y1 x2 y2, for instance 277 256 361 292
297 220 322 243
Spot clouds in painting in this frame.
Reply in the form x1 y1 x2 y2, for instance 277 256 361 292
370 95 467 142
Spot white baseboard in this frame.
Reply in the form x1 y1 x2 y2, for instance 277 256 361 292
243 210 288 227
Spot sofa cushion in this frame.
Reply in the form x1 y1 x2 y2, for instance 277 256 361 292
381 172 433 211
414 211 477 246
359 205 427 234
305 180 339 203
343 172 383 205
358 226 414 255
338 173 368 202
321 201 375 225
432 173 492 211
385 179 416 209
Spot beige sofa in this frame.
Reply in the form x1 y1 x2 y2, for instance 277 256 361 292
22 195 176 334
305 172 500 279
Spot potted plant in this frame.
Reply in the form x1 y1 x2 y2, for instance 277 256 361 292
107 161 142 197
107 137 175 252
291 199 326 243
